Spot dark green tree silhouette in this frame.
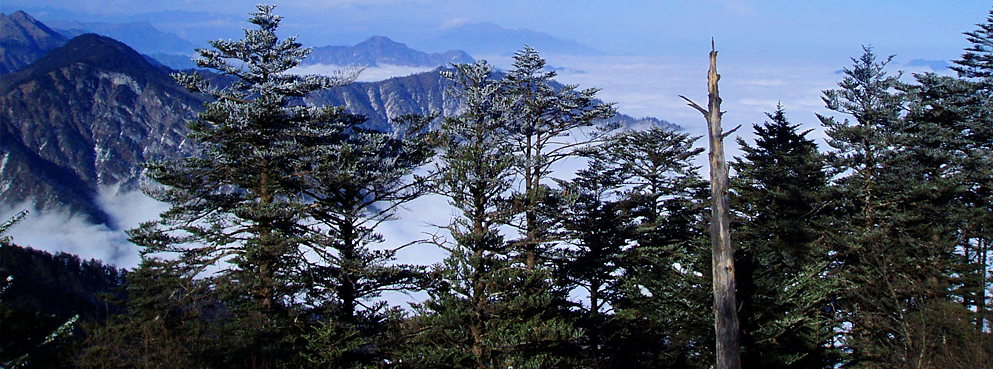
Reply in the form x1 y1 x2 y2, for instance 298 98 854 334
731 105 839 367
585 127 712 368
818 47 974 367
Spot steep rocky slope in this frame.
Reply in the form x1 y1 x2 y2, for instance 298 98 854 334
0 34 202 225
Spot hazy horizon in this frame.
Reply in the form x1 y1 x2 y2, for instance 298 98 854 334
2 1 986 59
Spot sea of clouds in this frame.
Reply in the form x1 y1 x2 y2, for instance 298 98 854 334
2 54 957 306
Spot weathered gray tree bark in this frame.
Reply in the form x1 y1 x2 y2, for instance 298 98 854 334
680 41 741 369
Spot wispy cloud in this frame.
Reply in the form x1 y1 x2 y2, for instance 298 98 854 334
441 17 473 29
291 63 437 82
0 184 168 269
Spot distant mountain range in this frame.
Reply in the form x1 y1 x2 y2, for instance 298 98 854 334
46 19 205 71
42 19 479 70
0 11 675 226
905 59 951 72
50 20 201 56
304 36 474 68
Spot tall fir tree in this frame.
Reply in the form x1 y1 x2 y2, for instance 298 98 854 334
818 47 974 367
898 73 993 365
501 46 616 269
122 5 432 367
731 105 839 367
583 127 712 368
554 152 634 367
949 7 993 334
296 112 436 367
402 60 578 369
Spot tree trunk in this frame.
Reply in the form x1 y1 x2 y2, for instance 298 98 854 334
680 41 741 369
980 237 989 331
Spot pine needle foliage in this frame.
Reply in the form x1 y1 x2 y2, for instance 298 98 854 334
731 105 839 367
123 5 430 367
401 60 579 369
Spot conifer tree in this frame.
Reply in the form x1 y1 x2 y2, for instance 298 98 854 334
731 105 839 367
948 7 993 334
818 47 968 366
402 60 578 368
554 152 633 366
124 5 425 366
586 127 712 367
898 73 993 364
299 113 435 315
952 8 993 80
297 113 436 367
501 46 616 269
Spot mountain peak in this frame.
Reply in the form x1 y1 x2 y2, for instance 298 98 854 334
303 36 474 68
1 10 68 74
0 31 201 226
37 33 150 72
2 33 169 93
362 35 400 45
354 35 411 53
1 11 65 45
7 10 37 24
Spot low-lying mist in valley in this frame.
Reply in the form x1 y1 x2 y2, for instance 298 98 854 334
1 184 169 268
2 53 956 279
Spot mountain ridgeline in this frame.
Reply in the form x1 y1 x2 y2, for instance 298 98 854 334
309 68 677 132
0 11 67 75
303 36 474 67
423 22 604 56
0 11 677 227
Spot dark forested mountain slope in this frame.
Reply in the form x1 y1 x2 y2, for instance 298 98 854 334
0 242 125 320
0 242 125 367
0 11 67 75
0 34 202 225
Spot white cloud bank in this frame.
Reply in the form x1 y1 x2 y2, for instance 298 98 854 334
1 184 170 269
3 54 956 275
291 64 438 83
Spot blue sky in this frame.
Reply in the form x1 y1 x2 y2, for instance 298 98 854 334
3 0 988 61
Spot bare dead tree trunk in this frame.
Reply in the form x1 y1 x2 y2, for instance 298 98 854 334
680 40 741 369
980 237 989 332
